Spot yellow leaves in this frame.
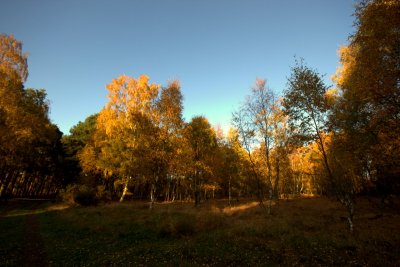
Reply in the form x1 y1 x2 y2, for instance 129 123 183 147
97 108 118 137
385 0 399 7
14 128 33 141
138 74 150 87
324 88 338 107
331 45 356 88
78 145 99 173
104 74 160 113
89 75 184 182
100 74 161 137
0 34 28 84
90 73 185 181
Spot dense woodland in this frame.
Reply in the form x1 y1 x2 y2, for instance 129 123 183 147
0 0 398 231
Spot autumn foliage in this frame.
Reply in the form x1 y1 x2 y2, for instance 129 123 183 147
0 1 398 235
0 34 62 200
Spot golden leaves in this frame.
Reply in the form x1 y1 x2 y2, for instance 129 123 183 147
100 74 161 137
331 45 356 89
0 34 28 84
324 88 338 107
85 73 185 182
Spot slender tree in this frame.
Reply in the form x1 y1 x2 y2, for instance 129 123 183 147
283 60 358 231
184 116 217 206
233 79 280 214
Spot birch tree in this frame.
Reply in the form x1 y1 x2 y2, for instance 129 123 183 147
283 60 357 231
233 79 280 214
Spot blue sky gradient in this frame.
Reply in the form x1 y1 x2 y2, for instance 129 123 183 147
0 0 355 134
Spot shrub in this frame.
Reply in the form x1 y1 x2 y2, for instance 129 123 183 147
157 213 196 238
95 185 111 203
59 184 101 206
58 184 80 205
196 212 227 232
73 185 98 206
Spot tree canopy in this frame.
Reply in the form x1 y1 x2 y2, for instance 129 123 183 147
0 34 62 200
0 1 398 232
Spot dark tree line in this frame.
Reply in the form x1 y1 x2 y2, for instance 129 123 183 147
0 34 64 200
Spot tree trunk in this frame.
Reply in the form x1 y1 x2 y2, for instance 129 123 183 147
119 179 128 202
21 175 30 197
149 183 155 209
339 193 355 233
274 157 280 199
228 176 232 207
0 170 12 199
35 174 46 197
194 189 200 207
264 140 273 215
194 171 201 207
267 189 272 215
6 171 21 198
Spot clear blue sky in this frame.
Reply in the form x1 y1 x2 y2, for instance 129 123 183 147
1 0 355 135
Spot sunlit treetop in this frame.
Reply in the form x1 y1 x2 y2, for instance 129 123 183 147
0 34 28 84
98 74 161 137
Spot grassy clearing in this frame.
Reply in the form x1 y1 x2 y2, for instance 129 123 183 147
0 197 399 266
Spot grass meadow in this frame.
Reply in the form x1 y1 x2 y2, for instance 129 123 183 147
0 197 399 266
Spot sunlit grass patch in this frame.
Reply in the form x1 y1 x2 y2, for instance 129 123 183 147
4 203 70 218
221 201 260 214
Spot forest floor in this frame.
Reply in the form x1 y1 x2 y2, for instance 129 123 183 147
0 196 399 266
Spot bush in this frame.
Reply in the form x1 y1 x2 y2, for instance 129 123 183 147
95 185 111 203
157 213 196 238
58 184 80 204
59 184 105 206
73 186 97 206
196 212 227 232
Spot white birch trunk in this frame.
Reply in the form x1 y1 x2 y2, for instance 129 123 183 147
119 180 128 202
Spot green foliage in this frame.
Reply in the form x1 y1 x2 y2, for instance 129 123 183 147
185 116 217 161
184 116 218 205
283 59 330 144
61 113 99 185
62 113 98 157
